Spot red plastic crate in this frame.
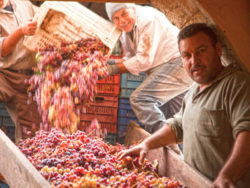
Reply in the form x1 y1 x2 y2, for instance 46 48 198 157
96 55 121 96
79 114 117 134
85 96 118 115
96 74 120 96
109 55 122 60
79 96 118 134
80 112 117 125
97 74 120 84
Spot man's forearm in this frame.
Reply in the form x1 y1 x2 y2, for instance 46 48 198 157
143 124 177 150
217 131 250 183
1 27 23 57
116 61 128 74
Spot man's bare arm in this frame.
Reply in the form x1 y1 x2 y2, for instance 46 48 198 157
213 131 250 187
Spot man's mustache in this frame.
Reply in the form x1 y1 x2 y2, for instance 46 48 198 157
191 65 204 72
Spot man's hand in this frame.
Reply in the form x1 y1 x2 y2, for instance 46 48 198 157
98 63 118 80
21 20 37 36
106 64 118 75
99 63 118 79
1 20 37 57
117 142 149 165
212 175 236 188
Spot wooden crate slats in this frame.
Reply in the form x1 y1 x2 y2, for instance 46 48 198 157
0 130 50 188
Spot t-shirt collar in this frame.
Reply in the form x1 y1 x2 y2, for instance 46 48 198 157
0 0 15 13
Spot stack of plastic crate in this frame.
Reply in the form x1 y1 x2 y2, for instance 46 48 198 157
79 55 121 145
0 103 15 142
159 91 187 120
118 72 146 144
117 72 188 144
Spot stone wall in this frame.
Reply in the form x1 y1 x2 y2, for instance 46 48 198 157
151 0 249 72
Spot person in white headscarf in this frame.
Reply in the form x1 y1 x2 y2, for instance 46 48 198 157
104 3 192 136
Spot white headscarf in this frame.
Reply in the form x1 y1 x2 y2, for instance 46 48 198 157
105 3 135 21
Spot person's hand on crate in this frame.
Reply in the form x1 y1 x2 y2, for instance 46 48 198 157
1 20 37 57
99 58 127 79
98 63 118 80
212 175 236 188
21 20 37 36
106 63 119 76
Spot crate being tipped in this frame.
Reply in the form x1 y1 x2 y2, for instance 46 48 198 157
23 1 121 55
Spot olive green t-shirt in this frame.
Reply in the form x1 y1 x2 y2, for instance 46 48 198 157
167 65 250 187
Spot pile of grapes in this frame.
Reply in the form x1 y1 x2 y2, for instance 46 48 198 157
27 38 109 134
18 129 185 188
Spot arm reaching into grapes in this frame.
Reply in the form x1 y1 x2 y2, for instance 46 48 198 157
118 142 149 165
118 124 177 164
1 20 37 57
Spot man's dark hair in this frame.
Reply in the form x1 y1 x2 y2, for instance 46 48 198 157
178 23 218 47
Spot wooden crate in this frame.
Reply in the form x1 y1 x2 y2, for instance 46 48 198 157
0 122 212 188
0 130 50 188
124 121 212 188
23 1 121 55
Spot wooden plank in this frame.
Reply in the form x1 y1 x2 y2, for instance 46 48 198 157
85 0 149 3
34 0 150 4
124 121 212 188
0 130 51 188
163 149 212 188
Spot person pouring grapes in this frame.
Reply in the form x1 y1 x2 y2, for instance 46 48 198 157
104 3 193 153
118 23 250 188
0 0 41 143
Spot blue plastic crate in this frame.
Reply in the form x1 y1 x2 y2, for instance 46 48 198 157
118 108 137 118
118 98 132 110
119 73 146 98
0 103 5 109
159 91 187 119
120 72 146 89
118 117 140 126
0 108 10 117
0 104 14 127
0 125 15 141
117 98 142 142
118 98 138 120
120 88 135 98
0 182 9 188
0 116 15 127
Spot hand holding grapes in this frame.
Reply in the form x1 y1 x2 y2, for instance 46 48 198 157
118 142 149 165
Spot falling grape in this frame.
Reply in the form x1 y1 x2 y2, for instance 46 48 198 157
27 38 110 134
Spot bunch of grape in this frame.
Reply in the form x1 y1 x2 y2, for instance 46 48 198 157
27 38 109 134
18 129 186 188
